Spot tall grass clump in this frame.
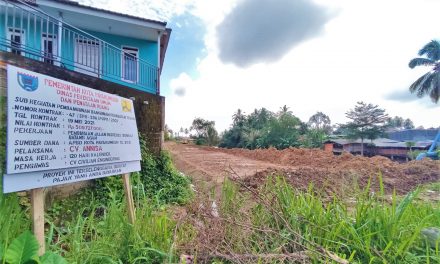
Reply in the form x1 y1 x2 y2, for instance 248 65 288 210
93 135 192 206
45 189 178 263
204 176 440 263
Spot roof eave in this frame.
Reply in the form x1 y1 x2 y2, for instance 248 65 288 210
159 28 171 74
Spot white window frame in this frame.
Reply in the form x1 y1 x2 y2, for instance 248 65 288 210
41 33 59 66
74 38 101 77
121 46 139 83
7 28 26 56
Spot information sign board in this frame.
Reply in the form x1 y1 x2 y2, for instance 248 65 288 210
3 65 141 193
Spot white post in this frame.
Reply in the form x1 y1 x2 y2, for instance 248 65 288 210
157 31 162 68
57 12 63 64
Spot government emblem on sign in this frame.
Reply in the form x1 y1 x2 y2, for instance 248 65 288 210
17 72 39 92
121 99 133 112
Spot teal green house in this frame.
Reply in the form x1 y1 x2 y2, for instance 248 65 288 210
0 0 171 94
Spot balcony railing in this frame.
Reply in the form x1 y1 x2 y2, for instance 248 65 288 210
0 0 160 94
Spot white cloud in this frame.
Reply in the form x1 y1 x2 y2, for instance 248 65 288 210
166 0 440 132
79 0 440 132
78 0 196 21
170 73 195 97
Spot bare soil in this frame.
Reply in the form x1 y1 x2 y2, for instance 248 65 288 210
165 142 440 195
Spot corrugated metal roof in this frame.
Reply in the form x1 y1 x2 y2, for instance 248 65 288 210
325 138 432 148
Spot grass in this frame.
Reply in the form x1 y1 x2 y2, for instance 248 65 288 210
0 130 193 263
45 189 178 263
179 176 440 263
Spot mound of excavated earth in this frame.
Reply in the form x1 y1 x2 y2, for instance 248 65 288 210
165 142 440 194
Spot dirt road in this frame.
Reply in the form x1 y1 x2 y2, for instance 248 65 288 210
165 142 440 194
165 142 283 187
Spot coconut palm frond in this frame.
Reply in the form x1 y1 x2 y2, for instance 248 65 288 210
430 86 439 103
408 58 436 69
417 72 435 98
409 72 431 93
429 72 440 103
409 40 440 103
418 40 440 61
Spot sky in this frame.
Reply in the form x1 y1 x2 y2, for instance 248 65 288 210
79 0 440 132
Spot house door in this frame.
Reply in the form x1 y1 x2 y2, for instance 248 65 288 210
42 34 58 65
74 38 100 77
7 28 25 55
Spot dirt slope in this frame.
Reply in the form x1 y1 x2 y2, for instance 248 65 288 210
165 142 440 194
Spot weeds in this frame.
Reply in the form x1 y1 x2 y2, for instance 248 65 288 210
45 190 178 263
180 176 440 263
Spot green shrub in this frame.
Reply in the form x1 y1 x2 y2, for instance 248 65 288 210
93 135 192 206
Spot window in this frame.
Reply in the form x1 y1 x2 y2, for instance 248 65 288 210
7 28 25 55
122 46 139 83
74 38 100 76
41 33 57 65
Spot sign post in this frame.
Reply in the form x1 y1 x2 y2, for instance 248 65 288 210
3 65 142 253
30 188 45 255
122 173 135 224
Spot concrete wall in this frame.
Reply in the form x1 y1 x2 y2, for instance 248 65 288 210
0 51 165 198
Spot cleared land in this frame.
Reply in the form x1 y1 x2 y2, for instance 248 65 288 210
165 142 440 195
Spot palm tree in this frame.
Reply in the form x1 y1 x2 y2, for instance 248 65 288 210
232 109 245 127
408 40 440 103
278 105 292 116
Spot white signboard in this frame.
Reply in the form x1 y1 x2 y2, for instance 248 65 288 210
3 65 141 193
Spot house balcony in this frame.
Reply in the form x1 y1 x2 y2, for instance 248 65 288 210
0 0 161 94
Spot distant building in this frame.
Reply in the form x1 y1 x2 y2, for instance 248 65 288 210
387 129 439 142
324 138 432 161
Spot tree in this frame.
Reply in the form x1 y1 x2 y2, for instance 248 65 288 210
164 124 173 141
386 116 415 130
308 112 332 133
258 110 302 149
206 125 220 146
403 118 415 129
386 116 404 130
301 129 327 148
246 108 273 130
190 118 219 146
408 40 440 103
278 105 292 117
232 109 246 127
305 112 332 148
342 102 389 156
